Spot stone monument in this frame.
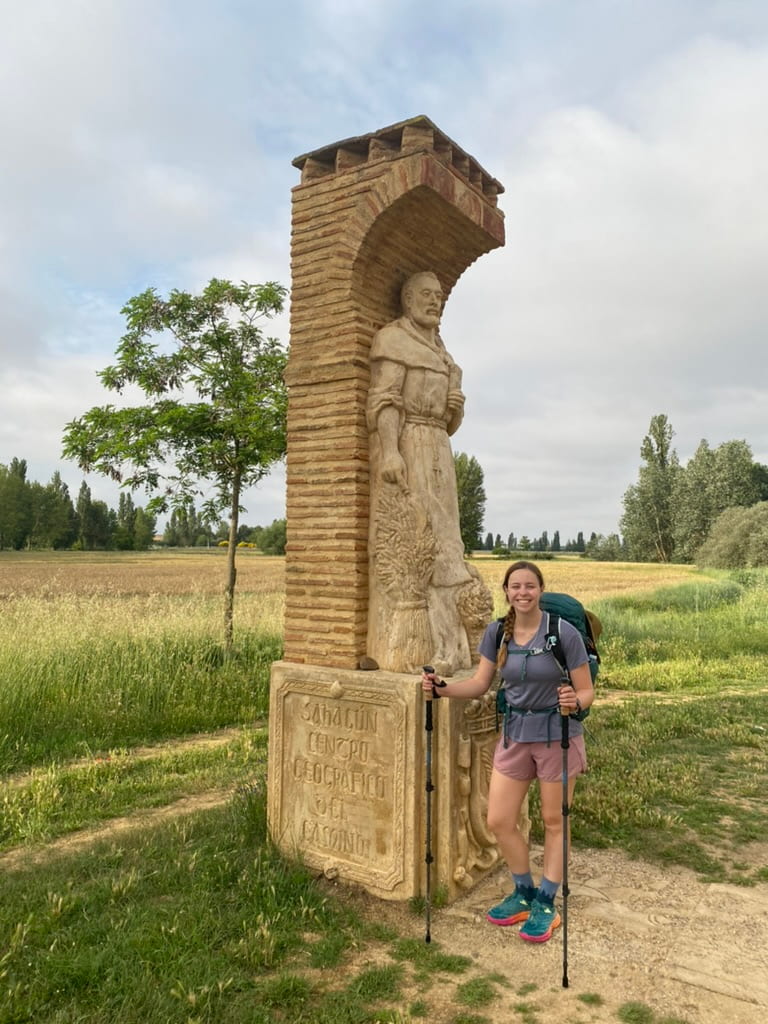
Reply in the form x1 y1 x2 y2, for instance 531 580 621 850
366 269 492 677
268 116 507 902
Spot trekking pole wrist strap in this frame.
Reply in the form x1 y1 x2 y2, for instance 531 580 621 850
431 680 447 699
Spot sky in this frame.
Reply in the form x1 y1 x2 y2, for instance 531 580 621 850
2 0 767 543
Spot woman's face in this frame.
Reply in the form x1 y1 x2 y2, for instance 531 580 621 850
503 568 543 613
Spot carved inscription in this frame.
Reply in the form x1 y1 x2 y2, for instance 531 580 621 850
283 692 398 870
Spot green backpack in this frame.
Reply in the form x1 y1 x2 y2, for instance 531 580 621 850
494 592 601 726
495 592 601 680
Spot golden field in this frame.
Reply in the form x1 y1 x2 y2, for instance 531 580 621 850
470 555 699 612
0 550 700 646
0 550 696 604
0 551 287 644
0 549 285 599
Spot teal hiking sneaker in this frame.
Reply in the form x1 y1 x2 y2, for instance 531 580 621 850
519 894 561 943
486 885 536 926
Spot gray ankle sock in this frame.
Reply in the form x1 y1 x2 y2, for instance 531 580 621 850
538 876 559 901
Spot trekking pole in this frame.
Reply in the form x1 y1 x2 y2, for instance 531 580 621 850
423 665 436 943
560 706 571 989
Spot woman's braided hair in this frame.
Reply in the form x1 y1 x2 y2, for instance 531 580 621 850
496 560 546 670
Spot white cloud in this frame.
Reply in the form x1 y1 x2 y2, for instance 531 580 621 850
440 34 768 538
1 2 768 541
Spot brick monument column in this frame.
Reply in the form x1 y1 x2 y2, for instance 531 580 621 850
269 116 508 902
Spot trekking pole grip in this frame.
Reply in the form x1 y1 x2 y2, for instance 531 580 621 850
423 666 434 732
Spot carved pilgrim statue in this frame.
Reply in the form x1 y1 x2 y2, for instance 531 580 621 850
366 271 492 675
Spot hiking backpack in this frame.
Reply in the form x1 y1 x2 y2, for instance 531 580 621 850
494 592 602 725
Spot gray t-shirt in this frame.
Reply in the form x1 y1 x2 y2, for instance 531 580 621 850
478 614 590 742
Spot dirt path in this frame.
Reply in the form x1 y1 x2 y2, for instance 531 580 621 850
2 726 247 793
378 844 768 1024
0 789 235 873
0 727 246 871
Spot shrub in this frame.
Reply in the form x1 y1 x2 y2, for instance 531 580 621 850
697 502 768 568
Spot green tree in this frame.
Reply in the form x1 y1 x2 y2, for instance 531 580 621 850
620 414 680 562
453 452 486 554
62 278 288 650
256 518 286 555
696 502 768 568
27 474 77 549
246 524 264 548
114 492 136 549
163 501 208 547
565 531 585 553
752 462 768 501
672 439 760 562
45 472 78 549
551 530 561 552
133 507 156 550
710 440 761 509
236 523 254 544
75 482 98 550
75 485 113 550
0 460 31 549
584 532 624 561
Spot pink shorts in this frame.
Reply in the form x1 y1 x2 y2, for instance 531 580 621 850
493 734 587 782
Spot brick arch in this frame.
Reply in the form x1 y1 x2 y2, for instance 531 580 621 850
350 182 500 353
283 120 504 668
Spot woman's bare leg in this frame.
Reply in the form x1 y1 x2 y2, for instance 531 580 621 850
486 769 532 872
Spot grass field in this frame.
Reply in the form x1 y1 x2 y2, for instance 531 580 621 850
0 551 766 1023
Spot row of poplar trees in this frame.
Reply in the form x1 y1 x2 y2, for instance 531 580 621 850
620 414 768 563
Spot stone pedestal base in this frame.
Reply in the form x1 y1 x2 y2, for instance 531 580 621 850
268 662 519 903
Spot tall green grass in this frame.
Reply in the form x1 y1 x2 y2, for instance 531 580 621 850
571 693 768 882
0 593 281 773
593 571 768 692
0 781 482 1024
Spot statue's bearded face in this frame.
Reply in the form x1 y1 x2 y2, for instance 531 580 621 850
404 275 443 329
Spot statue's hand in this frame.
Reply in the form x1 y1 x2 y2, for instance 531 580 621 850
447 389 465 415
446 391 464 435
381 453 409 491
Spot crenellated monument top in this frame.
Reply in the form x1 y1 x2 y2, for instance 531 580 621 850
292 114 504 204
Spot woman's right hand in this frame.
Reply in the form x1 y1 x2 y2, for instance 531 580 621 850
421 667 436 696
422 667 446 698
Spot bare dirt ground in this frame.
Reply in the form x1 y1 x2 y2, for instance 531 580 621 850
353 843 768 1024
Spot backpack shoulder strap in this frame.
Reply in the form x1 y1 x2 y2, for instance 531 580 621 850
544 612 569 679
495 617 505 651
